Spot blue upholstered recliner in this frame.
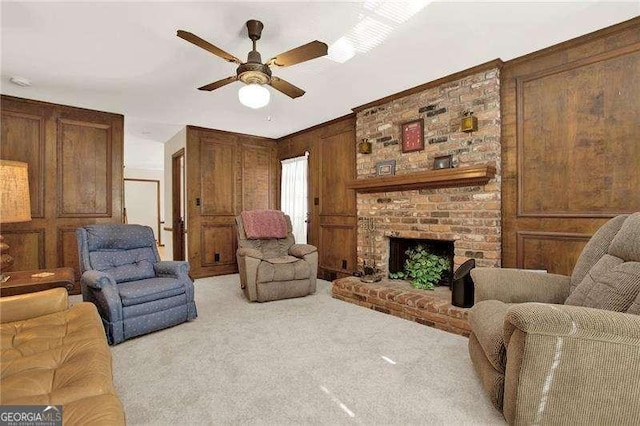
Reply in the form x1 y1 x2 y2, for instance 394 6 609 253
76 224 197 344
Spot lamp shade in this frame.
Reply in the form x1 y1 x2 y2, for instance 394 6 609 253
0 160 32 223
238 83 270 109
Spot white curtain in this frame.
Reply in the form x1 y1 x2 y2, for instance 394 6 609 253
281 153 308 243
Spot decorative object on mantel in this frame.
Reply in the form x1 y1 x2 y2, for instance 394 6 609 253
347 163 496 193
460 110 478 133
0 160 32 283
357 138 373 154
401 118 424 153
375 160 396 176
359 217 381 283
433 154 453 170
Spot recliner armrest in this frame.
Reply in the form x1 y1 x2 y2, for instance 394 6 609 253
289 244 317 258
154 261 189 278
505 303 640 345
471 267 571 304
501 303 640 424
81 270 117 290
237 248 264 260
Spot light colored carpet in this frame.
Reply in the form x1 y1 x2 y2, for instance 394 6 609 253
109 275 505 425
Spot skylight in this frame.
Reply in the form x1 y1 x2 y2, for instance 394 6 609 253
327 0 432 63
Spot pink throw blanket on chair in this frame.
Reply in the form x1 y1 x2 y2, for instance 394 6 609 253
241 210 288 239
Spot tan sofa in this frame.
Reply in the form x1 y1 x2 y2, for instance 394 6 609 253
0 288 125 425
468 213 640 424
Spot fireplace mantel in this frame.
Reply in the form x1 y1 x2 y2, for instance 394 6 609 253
347 164 496 193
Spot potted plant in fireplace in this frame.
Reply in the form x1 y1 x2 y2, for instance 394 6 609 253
389 244 450 290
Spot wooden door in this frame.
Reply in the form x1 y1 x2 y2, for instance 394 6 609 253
0 96 124 292
277 115 357 280
501 20 640 275
317 119 357 278
186 127 277 278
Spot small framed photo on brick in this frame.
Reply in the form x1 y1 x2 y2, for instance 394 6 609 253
433 155 453 170
376 160 396 176
401 119 424 153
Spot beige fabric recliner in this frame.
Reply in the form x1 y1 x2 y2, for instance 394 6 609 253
469 213 640 425
236 213 318 302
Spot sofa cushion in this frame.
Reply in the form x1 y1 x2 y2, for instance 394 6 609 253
117 277 186 307
469 300 512 373
0 304 117 405
0 303 106 363
565 255 640 313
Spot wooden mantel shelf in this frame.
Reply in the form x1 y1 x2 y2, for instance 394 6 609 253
347 164 496 193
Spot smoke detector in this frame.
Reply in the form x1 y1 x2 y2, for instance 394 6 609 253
9 76 32 87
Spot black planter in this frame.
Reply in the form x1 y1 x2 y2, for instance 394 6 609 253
451 259 476 308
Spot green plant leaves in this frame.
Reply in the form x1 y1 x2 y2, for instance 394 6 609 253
397 244 450 290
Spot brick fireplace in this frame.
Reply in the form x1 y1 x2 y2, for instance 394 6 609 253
354 65 502 275
388 237 454 286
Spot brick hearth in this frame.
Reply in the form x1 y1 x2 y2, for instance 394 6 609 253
332 277 470 337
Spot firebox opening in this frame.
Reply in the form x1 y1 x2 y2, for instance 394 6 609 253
388 237 455 287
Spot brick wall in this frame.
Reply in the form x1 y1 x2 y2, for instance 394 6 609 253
355 67 501 273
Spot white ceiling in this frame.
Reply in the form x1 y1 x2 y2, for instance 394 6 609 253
2 1 638 169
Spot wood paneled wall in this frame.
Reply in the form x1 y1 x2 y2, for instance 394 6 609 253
186 126 278 278
278 115 357 279
0 96 124 292
501 17 640 275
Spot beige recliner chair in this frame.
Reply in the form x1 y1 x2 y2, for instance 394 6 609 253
236 210 318 302
469 213 640 425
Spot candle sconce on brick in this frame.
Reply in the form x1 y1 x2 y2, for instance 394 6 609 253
357 138 373 154
460 111 478 133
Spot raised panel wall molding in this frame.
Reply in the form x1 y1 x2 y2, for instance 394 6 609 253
516 231 593 275
57 119 113 218
0 110 47 218
240 143 275 211
57 227 82 285
199 137 237 216
200 224 237 267
1 229 45 271
515 44 640 218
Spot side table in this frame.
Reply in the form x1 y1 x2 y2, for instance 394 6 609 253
0 267 75 297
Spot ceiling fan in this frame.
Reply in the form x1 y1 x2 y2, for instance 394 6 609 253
177 20 328 108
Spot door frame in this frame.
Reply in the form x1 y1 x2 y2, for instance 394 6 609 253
171 148 185 261
124 178 162 245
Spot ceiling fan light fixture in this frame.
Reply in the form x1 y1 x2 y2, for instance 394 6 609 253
238 83 270 109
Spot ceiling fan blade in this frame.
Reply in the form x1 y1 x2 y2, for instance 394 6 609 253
198 76 238 91
267 41 328 67
177 30 241 64
269 77 305 99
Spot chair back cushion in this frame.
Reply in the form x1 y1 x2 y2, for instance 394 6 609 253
78 224 159 283
566 213 640 313
236 213 295 259
240 210 288 239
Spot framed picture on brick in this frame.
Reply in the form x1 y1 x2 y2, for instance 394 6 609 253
401 119 424 153
433 154 453 170
376 160 396 176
